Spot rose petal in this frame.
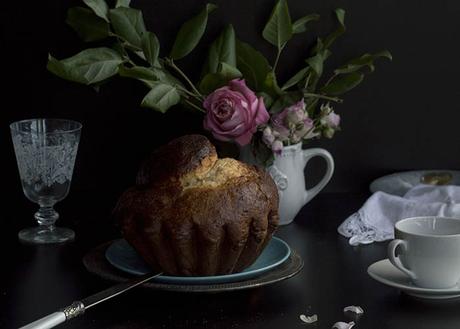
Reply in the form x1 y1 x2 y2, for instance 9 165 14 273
332 321 355 329
208 121 246 138
254 97 269 126
228 79 257 104
203 87 231 111
343 306 364 315
299 314 318 324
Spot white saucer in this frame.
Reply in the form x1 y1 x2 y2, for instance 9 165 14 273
369 170 460 196
367 259 460 299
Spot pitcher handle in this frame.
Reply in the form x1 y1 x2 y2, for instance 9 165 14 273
302 148 334 203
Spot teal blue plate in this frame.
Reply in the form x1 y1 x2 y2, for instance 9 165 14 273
105 237 291 284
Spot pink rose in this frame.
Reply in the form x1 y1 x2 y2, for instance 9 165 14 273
203 79 269 146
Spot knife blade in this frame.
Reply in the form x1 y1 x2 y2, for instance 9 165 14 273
19 272 162 329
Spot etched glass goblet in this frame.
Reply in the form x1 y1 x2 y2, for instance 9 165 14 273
10 118 82 244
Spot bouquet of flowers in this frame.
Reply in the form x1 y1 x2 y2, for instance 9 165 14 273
48 0 391 165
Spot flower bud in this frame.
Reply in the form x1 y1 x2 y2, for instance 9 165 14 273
295 118 314 139
272 126 289 142
262 126 275 145
291 133 301 144
323 127 335 139
322 111 340 129
286 100 306 124
271 140 283 155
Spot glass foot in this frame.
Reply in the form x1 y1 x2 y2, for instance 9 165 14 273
18 226 75 244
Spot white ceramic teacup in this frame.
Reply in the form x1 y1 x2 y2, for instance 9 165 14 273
388 216 460 289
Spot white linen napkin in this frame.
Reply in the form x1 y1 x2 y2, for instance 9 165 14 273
338 185 460 246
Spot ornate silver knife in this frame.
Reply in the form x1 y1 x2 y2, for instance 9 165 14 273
19 272 162 329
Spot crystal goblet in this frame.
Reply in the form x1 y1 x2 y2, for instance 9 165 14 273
10 118 82 244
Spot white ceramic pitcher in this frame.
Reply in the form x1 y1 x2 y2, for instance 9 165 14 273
268 143 334 225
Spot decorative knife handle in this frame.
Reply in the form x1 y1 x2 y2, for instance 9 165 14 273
18 271 161 329
19 301 85 329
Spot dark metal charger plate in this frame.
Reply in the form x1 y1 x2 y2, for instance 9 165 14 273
83 241 304 293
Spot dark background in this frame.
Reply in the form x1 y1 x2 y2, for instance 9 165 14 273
2 0 460 206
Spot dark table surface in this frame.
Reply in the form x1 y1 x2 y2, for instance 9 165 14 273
3 191 460 329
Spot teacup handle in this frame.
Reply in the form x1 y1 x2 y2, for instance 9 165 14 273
387 239 417 280
302 148 334 203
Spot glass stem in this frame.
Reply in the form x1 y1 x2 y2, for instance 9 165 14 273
35 206 59 229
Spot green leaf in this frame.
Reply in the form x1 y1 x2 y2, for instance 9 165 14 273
170 3 217 60
199 63 241 94
236 39 271 91
304 48 331 91
119 65 161 88
161 71 186 88
141 82 181 113
292 14 319 34
269 90 303 114
66 7 110 42
109 7 146 49
306 52 324 77
199 73 227 94
204 24 236 74
323 8 346 49
251 133 274 167
83 0 109 22
257 92 274 108
112 41 129 59
334 50 392 74
305 97 319 116
281 67 309 90
115 0 130 8
142 32 160 67
262 0 292 49
263 71 282 97
321 72 364 95
47 48 123 85
119 63 185 89
218 62 242 78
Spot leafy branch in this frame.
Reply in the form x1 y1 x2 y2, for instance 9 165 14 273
47 0 391 122
48 0 213 113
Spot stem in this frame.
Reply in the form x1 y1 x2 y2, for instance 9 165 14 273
303 92 343 103
304 73 311 89
177 85 202 102
166 59 203 100
35 206 59 227
110 32 143 51
324 73 337 87
184 99 206 113
273 46 284 73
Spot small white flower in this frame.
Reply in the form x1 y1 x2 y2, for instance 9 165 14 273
271 140 283 155
332 321 355 329
320 102 333 114
299 314 318 324
343 305 364 315
262 126 275 145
